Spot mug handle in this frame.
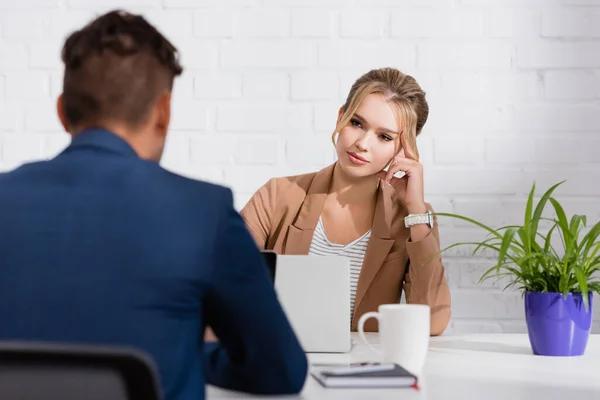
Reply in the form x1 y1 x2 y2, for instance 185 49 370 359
357 312 383 359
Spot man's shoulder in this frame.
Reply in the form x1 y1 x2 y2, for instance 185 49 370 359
0 160 50 182
158 166 230 195
152 166 233 210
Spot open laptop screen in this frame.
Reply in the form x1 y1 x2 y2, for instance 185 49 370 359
261 251 276 283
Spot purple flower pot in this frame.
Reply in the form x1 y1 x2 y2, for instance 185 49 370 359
524 291 593 356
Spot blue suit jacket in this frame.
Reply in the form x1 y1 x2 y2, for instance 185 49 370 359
0 129 307 400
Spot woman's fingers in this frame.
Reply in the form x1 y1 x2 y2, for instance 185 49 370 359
385 157 419 182
389 174 408 189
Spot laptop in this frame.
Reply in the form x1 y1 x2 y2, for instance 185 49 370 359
262 251 352 353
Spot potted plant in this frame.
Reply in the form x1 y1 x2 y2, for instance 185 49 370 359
435 181 600 356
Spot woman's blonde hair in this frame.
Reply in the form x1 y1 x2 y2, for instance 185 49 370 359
332 68 429 161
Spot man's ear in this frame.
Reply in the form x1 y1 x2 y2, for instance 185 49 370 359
154 92 171 137
56 94 70 133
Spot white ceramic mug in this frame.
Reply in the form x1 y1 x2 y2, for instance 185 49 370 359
358 304 430 375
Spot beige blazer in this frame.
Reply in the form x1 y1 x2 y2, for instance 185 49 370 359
240 163 451 335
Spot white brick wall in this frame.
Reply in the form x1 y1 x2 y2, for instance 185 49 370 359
291 10 333 38
1 0 599 334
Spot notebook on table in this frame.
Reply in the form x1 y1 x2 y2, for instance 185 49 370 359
311 363 418 389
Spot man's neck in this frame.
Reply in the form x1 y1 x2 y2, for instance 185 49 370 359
71 123 160 161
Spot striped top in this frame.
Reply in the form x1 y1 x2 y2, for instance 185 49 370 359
308 217 371 318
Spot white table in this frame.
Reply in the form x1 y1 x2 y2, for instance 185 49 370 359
207 333 600 399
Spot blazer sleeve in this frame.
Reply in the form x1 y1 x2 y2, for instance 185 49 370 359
239 178 277 249
403 203 452 336
203 188 308 395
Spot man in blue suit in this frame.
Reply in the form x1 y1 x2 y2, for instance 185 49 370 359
0 10 307 400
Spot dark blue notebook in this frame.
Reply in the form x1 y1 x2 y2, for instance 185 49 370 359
311 363 418 388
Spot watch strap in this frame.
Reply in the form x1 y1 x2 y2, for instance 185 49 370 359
404 210 434 228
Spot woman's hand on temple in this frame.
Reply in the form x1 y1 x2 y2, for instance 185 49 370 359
376 135 427 215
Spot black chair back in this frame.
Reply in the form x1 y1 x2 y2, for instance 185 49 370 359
0 342 162 400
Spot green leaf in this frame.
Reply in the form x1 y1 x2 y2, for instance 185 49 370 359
524 182 536 252
479 265 502 284
574 266 590 311
497 228 517 269
529 181 566 248
503 280 522 292
549 197 568 228
583 242 600 273
434 212 503 240
588 282 600 294
580 220 600 259
569 215 586 243
549 198 570 249
530 277 549 292
472 236 524 259
542 224 560 258
439 241 520 264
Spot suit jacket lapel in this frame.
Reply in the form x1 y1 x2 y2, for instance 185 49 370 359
282 164 397 322
353 183 396 319
283 163 335 254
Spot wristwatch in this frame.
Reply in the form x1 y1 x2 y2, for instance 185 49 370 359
404 210 434 228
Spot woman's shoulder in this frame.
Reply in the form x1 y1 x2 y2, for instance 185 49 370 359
241 170 318 229
255 170 319 199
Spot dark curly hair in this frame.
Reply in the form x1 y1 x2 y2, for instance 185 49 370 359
61 9 183 130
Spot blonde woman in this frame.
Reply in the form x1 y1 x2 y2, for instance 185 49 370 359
241 68 451 335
